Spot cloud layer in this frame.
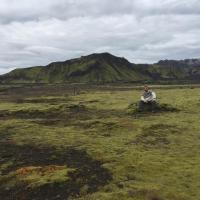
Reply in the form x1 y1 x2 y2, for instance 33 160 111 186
0 0 200 74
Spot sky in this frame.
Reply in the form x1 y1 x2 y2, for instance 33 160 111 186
0 0 200 74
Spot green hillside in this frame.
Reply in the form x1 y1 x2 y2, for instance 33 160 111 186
0 53 200 83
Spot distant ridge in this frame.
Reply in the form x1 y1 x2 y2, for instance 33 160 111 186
0 53 200 84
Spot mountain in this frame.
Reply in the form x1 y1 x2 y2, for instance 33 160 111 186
133 58 200 82
0 53 200 84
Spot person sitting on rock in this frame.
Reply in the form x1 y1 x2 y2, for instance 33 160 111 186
139 85 157 112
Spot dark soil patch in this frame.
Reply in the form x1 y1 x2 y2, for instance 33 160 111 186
132 124 181 148
32 119 66 126
0 126 15 142
74 120 102 129
15 97 71 104
74 121 118 130
0 142 112 200
0 104 91 121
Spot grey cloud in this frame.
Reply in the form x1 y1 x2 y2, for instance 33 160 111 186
1 0 200 23
0 0 200 74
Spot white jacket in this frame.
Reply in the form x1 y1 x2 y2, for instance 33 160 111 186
141 91 156 102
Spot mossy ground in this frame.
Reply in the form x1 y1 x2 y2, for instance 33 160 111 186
0 84 200 200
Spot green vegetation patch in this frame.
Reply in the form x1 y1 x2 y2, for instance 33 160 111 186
133 124 183 148
1 165 73 188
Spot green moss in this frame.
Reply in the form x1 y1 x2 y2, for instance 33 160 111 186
1 166 74 189
0 85 200 199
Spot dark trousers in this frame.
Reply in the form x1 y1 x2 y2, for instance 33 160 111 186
138 100 156 112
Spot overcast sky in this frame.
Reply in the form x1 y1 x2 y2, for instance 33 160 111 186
0 0 200 74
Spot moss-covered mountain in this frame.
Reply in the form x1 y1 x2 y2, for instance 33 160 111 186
0 53 200 83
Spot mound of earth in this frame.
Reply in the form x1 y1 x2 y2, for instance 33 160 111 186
127 102 179 115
